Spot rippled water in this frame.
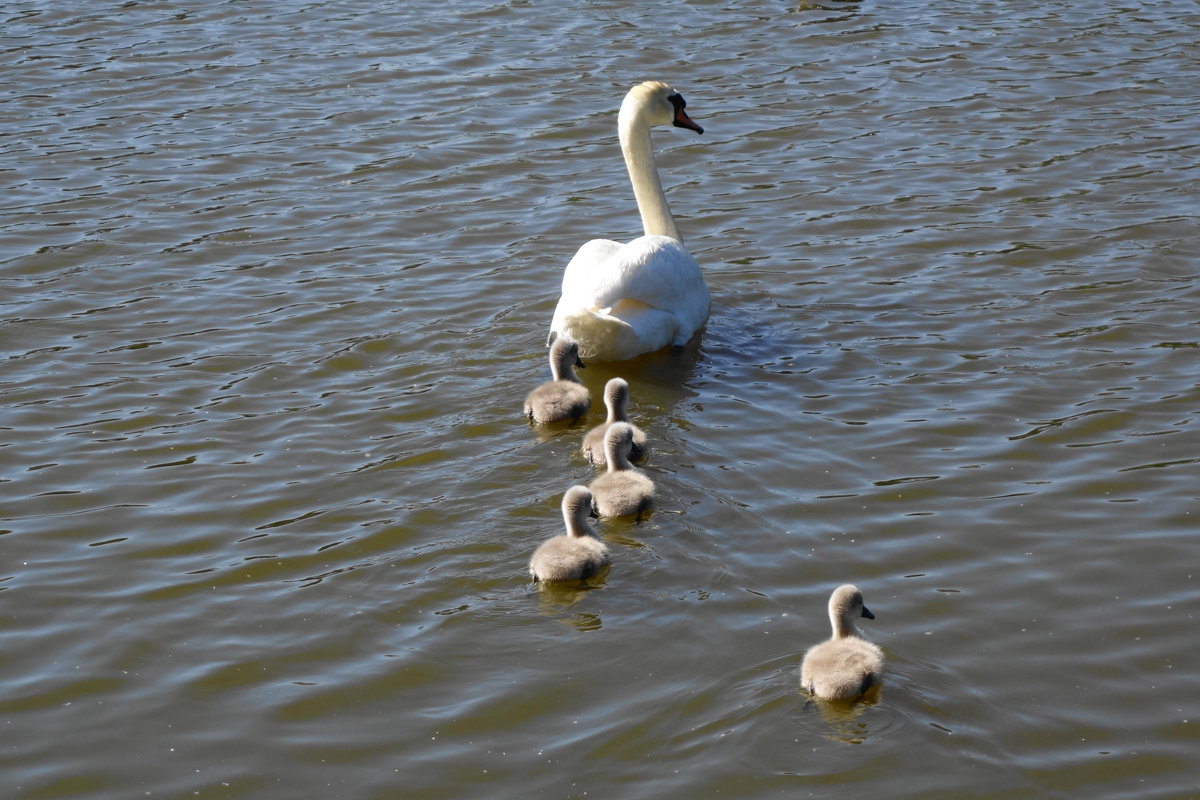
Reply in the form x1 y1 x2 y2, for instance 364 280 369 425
3 1 1198 798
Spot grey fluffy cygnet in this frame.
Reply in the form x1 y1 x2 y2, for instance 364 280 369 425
529 485 610 582
524 338 590 423
800 584 884 700
587 422 655 517
581 378 647 465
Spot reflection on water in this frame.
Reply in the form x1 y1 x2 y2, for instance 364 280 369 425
792 0 862 17
534 575 609 633
597 525 649 552
804 685 883 745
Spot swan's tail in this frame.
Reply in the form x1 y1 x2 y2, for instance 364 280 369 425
551 302 676 361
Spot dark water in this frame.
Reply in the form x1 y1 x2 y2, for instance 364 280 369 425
2 1 1198 798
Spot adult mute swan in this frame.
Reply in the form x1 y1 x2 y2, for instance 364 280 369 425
547 81 710 361
800 585 884 700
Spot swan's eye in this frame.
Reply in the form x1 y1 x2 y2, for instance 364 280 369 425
668 93 703 134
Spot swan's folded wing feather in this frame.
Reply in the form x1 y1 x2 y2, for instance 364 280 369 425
581 236 708 312
559 239 624 309
550 235 709 359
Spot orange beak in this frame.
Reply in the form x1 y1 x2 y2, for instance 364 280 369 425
673 107 703 134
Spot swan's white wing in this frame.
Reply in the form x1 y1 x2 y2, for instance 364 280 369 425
549 234 710 360
592 235 708 315
557 238 624 309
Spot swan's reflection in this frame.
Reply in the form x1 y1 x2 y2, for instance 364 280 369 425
793 0 861 21
521 336 702 447
802 683 882 744
532 566 610 632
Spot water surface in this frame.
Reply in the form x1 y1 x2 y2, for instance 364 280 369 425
2 1 1198 798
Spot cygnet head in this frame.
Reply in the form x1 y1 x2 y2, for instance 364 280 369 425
830 584 874 638
603 378 631 423
620 81 704 135
562 485 597 536
603 421 636 471
549 336 585 383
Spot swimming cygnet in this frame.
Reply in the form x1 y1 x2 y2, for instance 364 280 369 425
523 337 590 423
581 378 648 465
529 485 610 582
800 584 884 700
587 422 655 517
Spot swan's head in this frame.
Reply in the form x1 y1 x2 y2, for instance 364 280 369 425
831 584 874 624
621 81 704 135
562 485 598 531
603 421 635 464
604 377 630 416
549 335 586 372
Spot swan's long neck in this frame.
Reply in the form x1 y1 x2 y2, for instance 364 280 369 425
550 359 574 383
604 384 628 425
619 100 682 242
604 430 634 473
550 345 581 384
565 495 596 538
831 604 860 640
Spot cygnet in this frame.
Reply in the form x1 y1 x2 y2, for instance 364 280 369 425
529 485 610 582
587 422 655 517
581 378 647 465
800 584 884 700
524 338 590 423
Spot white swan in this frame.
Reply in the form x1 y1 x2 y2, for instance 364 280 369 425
529 485 610 582
800 585 884 700
582 378 648 465
548 81 710 361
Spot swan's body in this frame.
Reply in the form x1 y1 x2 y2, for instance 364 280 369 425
588 422 655 517
524 338 589 423
548 81 710 361
529 486 610 582
800 585 884 700
582 378 647 465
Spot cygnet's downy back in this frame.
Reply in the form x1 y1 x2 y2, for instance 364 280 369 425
587 422 654 517
524 337 590 423
529 485 610 582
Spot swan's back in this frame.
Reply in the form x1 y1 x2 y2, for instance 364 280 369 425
800 637 883 700
524 381 589 423
561 236 706 318
529 535 608 582
552 235 709 361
